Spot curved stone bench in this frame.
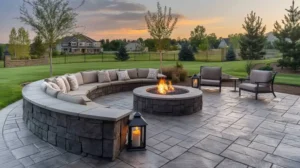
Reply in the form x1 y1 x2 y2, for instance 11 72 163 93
22 69 163 160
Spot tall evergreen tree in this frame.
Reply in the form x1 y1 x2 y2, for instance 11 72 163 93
115 45 130 61
240 11 266 60
31 35 46 58
178 43 195 61
226 45 236 61
274 0 300 70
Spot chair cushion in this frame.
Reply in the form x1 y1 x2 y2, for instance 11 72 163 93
127 69 138 79
55 77 67 93
147 68 158 79
138 68 149 78
74 72 84 85
78 83 99 92
201 67 222 80
201 79 220 86
61 76 71 92
117 71 131 81
46 86 60 98
125 79 144 84
67 75 79 91
107 69 118 81
48 82 61 91
57 92 86 105
98 71 111 83
250 70 272 84
81 71 98 84
239 83 271 92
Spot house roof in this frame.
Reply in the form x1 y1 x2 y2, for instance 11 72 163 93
61 34 97 44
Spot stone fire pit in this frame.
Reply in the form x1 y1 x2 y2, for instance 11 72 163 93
133 85 203 115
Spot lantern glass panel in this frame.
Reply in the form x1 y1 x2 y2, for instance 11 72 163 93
193 78 198 88
131 126 144 147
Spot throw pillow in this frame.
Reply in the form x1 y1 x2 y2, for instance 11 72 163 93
67 75 79 91
48 82 61 91
98 71 111 83
61 76 71 92
55 77 67 93
107 69 118 81
46 86 60 98
117 71 131 81
147 68 158 79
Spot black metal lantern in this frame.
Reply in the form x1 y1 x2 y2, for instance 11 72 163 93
128 112 148 151
191 74 199 88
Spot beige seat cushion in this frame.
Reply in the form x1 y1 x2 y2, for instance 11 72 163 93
125 79 144 84
201 79 220 86
67 90 88 96
98 71 111 83
110 81 126 85
138 68 149 78
117 71 131 81
250 70 272 84
201 67 222 80
74 72 84 85
147 68 158 79
107 69 118 81
143 79 157 83
67 75 79 91
81 71 98 84
239 83 271 92
57 92 86 105
46 86 60 98
78 83 99 92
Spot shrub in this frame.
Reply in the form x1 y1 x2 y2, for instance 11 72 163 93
179 69 188 82
52 50 59 57
175 61 183 69
115 45 130 61
162 62 188 82
226 45 236 61
277 58 290 69
178 43 195 61
259 63 273 71
171 74 180 83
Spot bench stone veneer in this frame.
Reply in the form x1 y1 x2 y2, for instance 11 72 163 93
22 77 158 160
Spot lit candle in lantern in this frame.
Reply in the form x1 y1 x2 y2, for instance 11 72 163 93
193 79 198 87
132 127 141 147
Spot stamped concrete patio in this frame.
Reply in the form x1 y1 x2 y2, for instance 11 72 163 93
1 87 300 168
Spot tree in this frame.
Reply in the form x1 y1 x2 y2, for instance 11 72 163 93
144 38 156 51
274 0 300 70
178 43 195 61
207 33 219 49
145 2 178 72
31 35 46 58
8 28 18 58
228 33 242 50
0 45 3 60
17 27 30 59
239 11 266 60
190 25 206 47
199 38 210 61
226 45 236 61
20 0 82 76
115 45 130 61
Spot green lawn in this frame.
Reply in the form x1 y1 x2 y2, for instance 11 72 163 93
0 58 299 109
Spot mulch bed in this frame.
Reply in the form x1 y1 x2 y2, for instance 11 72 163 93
175 78 300 96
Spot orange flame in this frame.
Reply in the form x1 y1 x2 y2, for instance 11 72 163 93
157 79 175 94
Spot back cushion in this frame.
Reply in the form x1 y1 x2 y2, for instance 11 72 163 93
126 69 138 79
81 71 98 84
67 75 79 91
138 68 149 78
57 92 86 105
74 73 84 85
201 67 222 80
55 77 67 93
107 70 118 81
46 86 60 98
250 70 272 83
61 76 71 92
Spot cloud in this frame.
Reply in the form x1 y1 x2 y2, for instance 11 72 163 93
75 0 146 13
177 17 224 26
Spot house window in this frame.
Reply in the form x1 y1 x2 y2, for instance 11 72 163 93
71 42 77 46
62 43 68 46
79 42 85 46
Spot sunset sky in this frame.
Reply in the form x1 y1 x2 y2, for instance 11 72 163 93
0 0 296 43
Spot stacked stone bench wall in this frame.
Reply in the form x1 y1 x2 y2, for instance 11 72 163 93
23 99 129 160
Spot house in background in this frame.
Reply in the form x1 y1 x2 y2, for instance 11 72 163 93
56 34 101 54
125 42 149 52
218 38 230 48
